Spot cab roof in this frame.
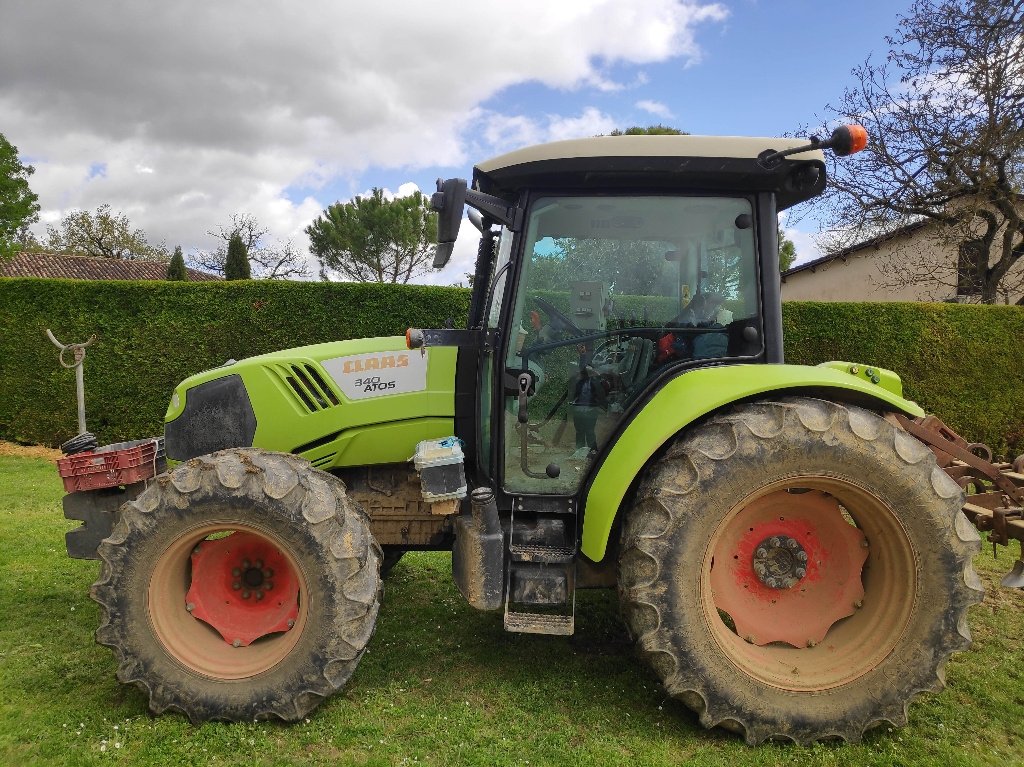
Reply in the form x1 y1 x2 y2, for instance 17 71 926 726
473 135 827 210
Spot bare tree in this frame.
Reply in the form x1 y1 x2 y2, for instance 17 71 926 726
814 0 1024 303
45 204 167 261
194 213 310 280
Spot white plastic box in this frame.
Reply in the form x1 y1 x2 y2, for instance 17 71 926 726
412 438 468 503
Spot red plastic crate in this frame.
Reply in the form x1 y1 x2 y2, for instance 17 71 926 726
57 439 161 493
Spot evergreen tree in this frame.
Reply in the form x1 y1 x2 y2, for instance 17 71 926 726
779 229 797 272
224 233 251 280
306 189 437 283
608 125 686 136
166 245 187 280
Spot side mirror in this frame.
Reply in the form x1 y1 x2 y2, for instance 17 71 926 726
431 177 468 268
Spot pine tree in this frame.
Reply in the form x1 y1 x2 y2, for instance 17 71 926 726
166 245 187 280
224 233 251 280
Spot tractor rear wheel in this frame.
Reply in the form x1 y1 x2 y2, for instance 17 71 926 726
619 397 983 744
91 448 381 722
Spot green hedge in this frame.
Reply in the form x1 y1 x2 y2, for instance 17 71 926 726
0 278 470 447
1 279 1020 457
783 301 1023 458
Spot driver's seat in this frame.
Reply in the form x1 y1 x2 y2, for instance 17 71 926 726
617 337 655 391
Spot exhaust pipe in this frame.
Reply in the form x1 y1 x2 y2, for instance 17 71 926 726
451 487 505 610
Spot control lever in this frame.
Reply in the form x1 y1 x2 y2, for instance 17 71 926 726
517 371 533 424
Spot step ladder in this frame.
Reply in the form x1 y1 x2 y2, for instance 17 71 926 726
503 498 577 635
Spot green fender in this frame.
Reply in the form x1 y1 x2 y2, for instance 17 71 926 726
580 361 925 562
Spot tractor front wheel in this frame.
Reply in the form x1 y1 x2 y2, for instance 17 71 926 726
619 397 983 744
91 448 381 722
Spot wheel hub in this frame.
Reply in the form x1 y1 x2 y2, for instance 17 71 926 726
186 531 299 647
709 490 868 647
752 535 807 589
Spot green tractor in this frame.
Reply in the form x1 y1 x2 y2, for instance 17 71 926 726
65 126 1024 744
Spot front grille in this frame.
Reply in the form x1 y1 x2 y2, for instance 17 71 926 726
165 374 257 460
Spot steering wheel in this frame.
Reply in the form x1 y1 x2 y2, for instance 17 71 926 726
532 296 583 337
590 336 626 370
589 334 654 395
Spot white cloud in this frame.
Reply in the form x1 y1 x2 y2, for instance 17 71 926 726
547 108 619 141
468 106 618 158
635 99 674 119
396 182 421 199
0 1 728 274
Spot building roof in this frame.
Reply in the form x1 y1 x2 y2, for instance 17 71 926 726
781 220 929 279
0 251 221 281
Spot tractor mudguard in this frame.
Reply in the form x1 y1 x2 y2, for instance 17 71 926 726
580 361 925 562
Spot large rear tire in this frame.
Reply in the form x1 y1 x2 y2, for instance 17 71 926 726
619 397 983 744
91 448 381 722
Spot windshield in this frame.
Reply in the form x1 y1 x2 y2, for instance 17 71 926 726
502 194 760 495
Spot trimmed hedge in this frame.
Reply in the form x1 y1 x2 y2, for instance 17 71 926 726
1 279 1020 457
783 301 1023 458
0 279 470 447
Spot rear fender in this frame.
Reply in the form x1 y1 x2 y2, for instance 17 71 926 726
580 362 924 562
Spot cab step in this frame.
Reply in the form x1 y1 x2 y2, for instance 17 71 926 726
504 610 574 636
502 500 577 635
503 560 575 635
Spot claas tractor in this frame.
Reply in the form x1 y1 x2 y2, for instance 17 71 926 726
58 126 1024 744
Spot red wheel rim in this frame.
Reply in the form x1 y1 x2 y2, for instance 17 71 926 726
187 531 300 647
701 477 918 691
710 490 868 647
149 522 308 680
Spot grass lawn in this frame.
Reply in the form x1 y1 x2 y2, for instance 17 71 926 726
1 450 1021 767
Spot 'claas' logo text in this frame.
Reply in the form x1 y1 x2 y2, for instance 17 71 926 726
341 354 409 374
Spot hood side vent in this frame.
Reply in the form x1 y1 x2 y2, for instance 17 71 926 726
300 364 340 406
270 363 341 414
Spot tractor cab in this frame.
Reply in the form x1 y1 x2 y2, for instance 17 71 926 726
413 130 862 631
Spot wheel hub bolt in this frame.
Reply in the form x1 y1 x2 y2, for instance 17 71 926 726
751 534 808 589
186 602 195 612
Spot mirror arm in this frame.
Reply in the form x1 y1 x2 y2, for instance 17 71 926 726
465 189 523 231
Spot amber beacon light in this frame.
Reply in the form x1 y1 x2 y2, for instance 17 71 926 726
830 124 868 156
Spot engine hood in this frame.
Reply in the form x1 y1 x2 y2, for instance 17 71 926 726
164 336 458 466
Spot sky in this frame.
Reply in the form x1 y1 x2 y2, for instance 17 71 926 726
0 0 916 283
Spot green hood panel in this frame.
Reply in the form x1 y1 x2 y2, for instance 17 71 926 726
580 362 924 562
165 336 458 467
